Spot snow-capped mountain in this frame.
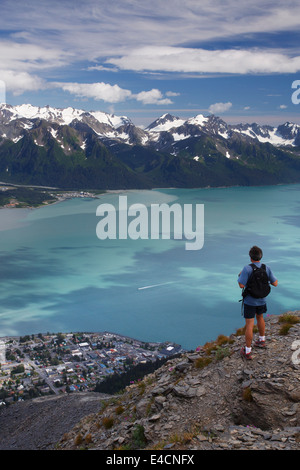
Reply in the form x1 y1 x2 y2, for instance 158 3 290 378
1 103 300 152
0 104 300 191
0 103 143 146
146 112 300 148
1 104 300 150
230 121 300 147
0 103 131 128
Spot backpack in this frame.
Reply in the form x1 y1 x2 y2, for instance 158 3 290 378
242 263 271 299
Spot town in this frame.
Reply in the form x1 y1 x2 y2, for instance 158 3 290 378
0 184 100 208
0 331 183 405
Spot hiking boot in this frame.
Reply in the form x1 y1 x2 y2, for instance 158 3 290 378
240 347 253 360
254 339 266 348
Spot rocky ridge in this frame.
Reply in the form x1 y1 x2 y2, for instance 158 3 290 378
0 312 299 451
57 312 300 451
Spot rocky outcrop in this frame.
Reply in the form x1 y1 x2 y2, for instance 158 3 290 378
0 312 299 451
57 312 300 451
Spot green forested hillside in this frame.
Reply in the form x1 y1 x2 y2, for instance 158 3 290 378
1 119 300 191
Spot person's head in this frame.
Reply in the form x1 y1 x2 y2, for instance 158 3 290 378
249 245 263 261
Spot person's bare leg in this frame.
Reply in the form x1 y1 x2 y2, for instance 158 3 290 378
245 318 255 348
256 314 265 337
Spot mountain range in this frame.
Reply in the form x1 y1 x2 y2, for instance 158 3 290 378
0 103 300 190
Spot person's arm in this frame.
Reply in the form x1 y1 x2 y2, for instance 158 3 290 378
238 267 248 289
267 267 278 287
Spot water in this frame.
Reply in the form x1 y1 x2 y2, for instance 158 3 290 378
0 184 299 350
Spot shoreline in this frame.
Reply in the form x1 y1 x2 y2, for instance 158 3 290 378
1 181 298 211
0 188 105 210
0 329 183 349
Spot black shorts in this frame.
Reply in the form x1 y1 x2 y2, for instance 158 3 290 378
243 303 267 319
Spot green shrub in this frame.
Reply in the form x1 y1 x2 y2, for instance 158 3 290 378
215 346 231 361
132 424 147 449
279 323 293 336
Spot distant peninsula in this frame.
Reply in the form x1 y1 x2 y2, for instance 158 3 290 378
0 183 103 209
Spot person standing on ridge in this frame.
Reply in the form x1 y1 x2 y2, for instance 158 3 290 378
238 246 278 360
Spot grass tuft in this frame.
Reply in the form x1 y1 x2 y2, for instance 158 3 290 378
195 357 212 369
242 387 253 402
102 417 114 429
278 313 299 325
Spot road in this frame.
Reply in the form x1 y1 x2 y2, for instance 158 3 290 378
25 357 60 395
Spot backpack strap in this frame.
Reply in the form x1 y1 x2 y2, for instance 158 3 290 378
251 263 266 270
242 264 255 298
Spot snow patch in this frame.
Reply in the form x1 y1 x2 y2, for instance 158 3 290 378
12 136 23 143
219 131 229 139
149 118 186 133
233 126 297 146
172 133 191 141
49 128 58 139
187 114 208 127
256 129 295 146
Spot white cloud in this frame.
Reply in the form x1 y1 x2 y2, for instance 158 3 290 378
0 40 71 95
0 40 71 72
0 1 299 80
55 82 132 103
2 1 300 60
279 104 287 109
1 0 300 106
208 102 232 114
134 89 172 105
52 82 173 105
166 91 180 97
0 70 46 96
87 65 119 73
107 46 300 75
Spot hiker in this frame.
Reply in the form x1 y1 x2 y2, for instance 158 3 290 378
238 246 278 360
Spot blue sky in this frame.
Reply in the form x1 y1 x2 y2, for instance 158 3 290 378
1 0 300 127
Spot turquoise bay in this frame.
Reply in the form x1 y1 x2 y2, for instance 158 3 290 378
0 185 299 350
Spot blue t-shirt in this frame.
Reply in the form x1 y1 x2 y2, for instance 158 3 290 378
238 261 277 306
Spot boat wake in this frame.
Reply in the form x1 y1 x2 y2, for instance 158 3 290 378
138 282 175 290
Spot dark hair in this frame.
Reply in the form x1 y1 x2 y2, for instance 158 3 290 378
249 246 263 261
